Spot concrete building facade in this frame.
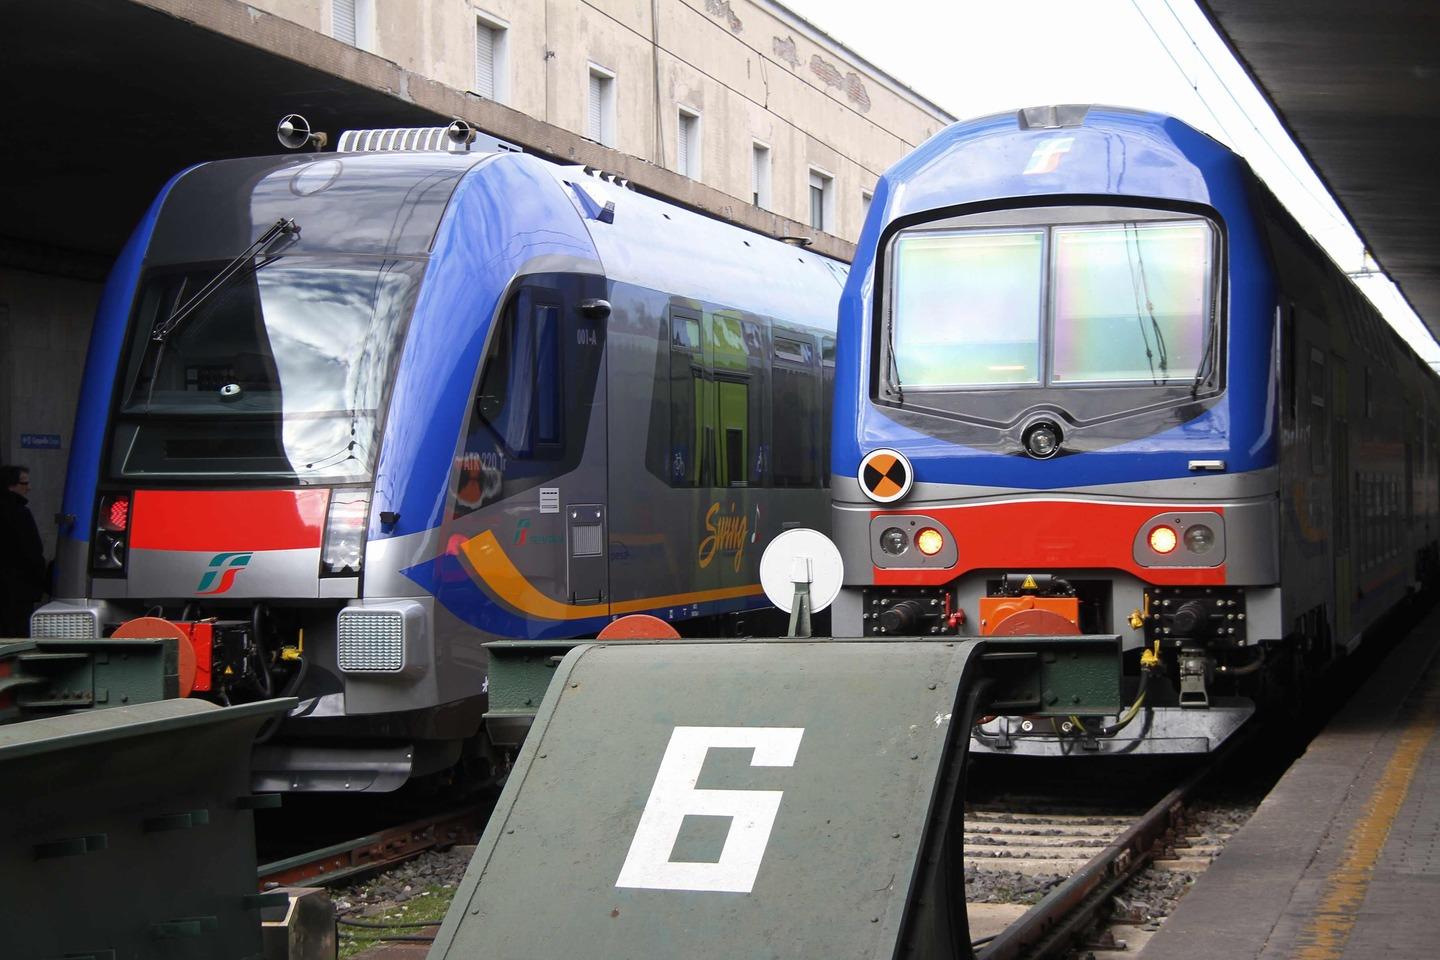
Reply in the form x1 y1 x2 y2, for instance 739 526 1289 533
246 0 953 242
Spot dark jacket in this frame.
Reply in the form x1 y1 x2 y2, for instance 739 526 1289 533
0 489 46 603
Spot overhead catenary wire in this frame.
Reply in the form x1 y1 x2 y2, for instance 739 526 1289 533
1130 0 1356 242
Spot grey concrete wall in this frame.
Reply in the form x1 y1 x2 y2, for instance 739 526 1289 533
238 0 952 245
0 269 101 565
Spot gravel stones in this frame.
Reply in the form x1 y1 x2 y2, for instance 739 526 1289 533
332 846 475 917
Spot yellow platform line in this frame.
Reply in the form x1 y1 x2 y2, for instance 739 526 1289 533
1294 689 1440 959
460 529 763 622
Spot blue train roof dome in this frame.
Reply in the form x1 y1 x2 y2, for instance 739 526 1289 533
872 104 1238 227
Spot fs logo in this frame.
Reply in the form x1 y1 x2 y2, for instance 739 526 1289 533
1023 136 1074 175
195 552 253 595
513 518 562 546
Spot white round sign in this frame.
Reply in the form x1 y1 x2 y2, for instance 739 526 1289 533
759 528 845 614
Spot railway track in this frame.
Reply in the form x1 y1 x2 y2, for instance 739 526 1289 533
256 805 488 891
968 750 1244 960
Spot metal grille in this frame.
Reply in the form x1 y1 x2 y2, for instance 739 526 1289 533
332 0 357 45
572 523 604 558
337 127 447 152
29 610 99 640
336 126 524 155
338 610 405 672
475 22 496 98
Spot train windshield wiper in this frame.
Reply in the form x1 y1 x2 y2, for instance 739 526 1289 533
150 217 300 344
1190 307 1219 398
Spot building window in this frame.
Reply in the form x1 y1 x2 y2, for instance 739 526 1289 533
751 142 772 209
861 190 873 223
332 0 375 51
678 107 702 179
808 168 834 231
474 13 509 103
587 64 616 147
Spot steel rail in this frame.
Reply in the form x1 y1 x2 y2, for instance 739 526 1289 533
256 805 486 890
976 730 1248 960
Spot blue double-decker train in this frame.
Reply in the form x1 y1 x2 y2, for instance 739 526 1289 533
32 125 844 790
830 105 1440 754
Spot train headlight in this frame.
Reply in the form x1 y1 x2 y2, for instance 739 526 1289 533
1022 421 1062 459
322 489 370 576
1183 524 1215 554
916 527 945 556
880 527 909 555
1148 525 1178 555
92 492 131 573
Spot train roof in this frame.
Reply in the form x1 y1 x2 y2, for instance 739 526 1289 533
151 151 486 265
521 156 847 332
871 105 1244 229
157 144 845 332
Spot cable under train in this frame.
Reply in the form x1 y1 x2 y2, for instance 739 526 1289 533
32 122 845 790
830 105 1439 755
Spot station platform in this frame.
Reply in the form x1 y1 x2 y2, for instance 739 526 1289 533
1142 605 1440 959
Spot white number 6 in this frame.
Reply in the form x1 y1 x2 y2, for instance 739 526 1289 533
615 726 804 893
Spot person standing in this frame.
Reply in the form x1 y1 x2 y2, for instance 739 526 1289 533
1 464 47 637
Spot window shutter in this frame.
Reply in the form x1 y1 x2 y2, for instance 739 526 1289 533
475 24 495 98
333 0 357 45
588 73 603 141
751 148 760 197
677 115 691 175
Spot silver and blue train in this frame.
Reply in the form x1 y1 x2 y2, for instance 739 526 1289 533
829 105 1440 754
32 126 844 790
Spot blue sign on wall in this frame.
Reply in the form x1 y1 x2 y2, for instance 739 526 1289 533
20 433 62 450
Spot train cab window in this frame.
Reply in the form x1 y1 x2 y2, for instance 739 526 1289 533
881 208 1222 418
1050 222 1212 383
474 295 563 458
891 229 1044 386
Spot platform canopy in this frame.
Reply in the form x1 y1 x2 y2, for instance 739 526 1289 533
0 0 444 277
1199 0 1440 338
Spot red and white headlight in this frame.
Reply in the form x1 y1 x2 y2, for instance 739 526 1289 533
1134 512 1225 567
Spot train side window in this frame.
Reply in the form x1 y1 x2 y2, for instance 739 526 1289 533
741 319 768 486
1283 305 1296 420
1309 347 1327 474
474 293 564 459
771 334 820 487
712 312 754 488
667 306 703 487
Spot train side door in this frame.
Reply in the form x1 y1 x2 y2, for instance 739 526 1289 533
705 312 765 597
454 278 609 615
664 305 720 605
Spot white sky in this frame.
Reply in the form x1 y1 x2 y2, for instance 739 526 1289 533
781 0 1440 364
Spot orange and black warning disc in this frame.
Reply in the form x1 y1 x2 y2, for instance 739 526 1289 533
859 448 913 503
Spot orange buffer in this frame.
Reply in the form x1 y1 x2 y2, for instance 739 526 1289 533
979 595 1081 636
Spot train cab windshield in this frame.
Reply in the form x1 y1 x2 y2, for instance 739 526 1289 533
881 206 1221 417
111 255 423 483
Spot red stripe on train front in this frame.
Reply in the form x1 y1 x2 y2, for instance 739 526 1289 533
872 500 1226 587
130 489 330 552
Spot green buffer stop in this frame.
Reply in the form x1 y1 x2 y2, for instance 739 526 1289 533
434 634 1120 959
